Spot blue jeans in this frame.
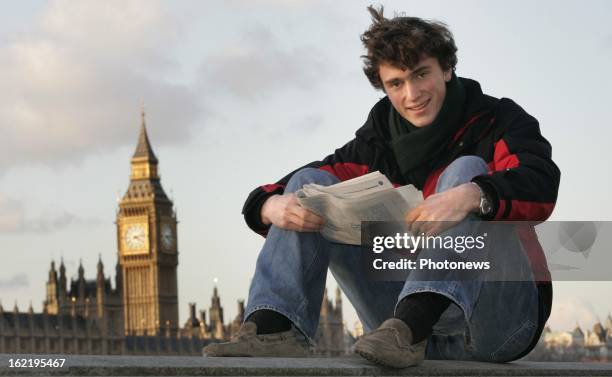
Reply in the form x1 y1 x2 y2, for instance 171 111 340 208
246 156 540 362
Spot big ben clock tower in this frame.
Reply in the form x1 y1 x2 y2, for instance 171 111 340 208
117 109 179 336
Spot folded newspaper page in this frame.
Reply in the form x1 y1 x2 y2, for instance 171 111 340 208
296 171 423 245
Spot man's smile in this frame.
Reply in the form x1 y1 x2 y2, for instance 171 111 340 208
406 98 431 112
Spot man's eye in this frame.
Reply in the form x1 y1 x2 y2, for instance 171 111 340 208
390 81 401 88
417 72 428 79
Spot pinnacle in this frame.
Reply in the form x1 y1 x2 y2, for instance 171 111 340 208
132 108 158 163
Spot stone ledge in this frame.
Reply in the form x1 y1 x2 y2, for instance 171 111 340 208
1 354 612 376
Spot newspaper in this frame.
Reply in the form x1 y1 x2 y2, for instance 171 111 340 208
296 171 423 245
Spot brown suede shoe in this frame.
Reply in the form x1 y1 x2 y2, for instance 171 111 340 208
353 318 426 368
202 322 311 357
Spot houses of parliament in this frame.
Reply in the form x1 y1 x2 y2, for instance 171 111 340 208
0 111 348 356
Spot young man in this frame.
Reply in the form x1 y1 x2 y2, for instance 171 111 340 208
203 6 559 368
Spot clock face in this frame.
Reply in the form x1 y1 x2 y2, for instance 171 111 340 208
161 224 173 249
124 225 146 250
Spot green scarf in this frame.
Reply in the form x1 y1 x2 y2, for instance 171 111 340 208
389 73 467 187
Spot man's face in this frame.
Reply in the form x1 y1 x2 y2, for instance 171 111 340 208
379 57 452 127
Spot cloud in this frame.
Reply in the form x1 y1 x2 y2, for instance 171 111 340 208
0 196 23 233
0 194 101 234
199 26 327 100
0 274 29 290
0 0 201 171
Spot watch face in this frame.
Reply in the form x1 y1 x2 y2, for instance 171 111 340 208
161 224 173 249
481 197 493 216
125 225 146 250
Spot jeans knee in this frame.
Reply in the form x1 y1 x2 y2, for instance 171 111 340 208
436 156 489 193
286 168 339 192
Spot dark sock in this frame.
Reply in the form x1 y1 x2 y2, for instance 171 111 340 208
394 293 452 344
246 309 292 334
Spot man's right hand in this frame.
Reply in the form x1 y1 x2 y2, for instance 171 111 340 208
260 194 325 232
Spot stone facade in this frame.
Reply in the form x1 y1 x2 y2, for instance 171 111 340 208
0 267 348 356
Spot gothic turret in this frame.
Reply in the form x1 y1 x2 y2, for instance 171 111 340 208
573 323 584 335
97 255 105 284
78 260 85 279
210 286 224 324
593 321 606 340
209 286 225 339
48 261 58 283
114 261 122 291
58 258 67 311
77 259 86 302
335 287 342 310
236 300 245 322
44 261 59 315
97 255 105 318
189 303 199 326
605 313 612 333
321 288 329 316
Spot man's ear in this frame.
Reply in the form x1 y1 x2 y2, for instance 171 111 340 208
444 69 452 82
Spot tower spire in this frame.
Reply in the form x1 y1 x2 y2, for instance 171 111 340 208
128 104 161 182
97 254 105 282
78 259 84 279
132 104 158 163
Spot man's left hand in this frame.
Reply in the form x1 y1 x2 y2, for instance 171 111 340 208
405 182 481 236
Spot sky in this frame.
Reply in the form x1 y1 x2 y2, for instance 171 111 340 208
1 0 611 334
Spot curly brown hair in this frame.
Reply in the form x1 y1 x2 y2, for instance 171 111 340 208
360 5 458 90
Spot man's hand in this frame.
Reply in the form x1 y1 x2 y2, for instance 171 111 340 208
405 183 480 236
261 194 325 232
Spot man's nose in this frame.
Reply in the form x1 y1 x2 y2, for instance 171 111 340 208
403 83 421 102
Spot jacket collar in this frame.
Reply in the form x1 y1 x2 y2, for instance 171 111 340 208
356 77 497 144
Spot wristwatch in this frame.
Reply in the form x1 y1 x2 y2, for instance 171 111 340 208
471 182 492 217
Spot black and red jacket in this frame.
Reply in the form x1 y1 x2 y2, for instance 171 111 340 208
242 77 560 347
243 78 560 235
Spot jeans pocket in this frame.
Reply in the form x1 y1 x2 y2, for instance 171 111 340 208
490 320 537 362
